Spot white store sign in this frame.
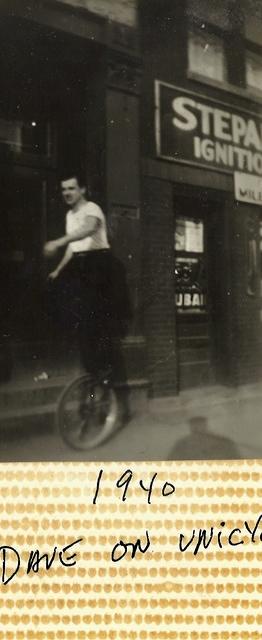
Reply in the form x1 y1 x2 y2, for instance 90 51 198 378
234 171 262 205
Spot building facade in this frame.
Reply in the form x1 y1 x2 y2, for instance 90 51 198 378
140 0 262 395
1 0 262 397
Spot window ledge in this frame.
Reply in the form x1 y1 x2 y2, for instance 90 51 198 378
187 71 262 105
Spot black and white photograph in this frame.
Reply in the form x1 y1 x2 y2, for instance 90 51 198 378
1 0 262 461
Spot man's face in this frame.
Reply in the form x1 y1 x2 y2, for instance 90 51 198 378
61 177 85 207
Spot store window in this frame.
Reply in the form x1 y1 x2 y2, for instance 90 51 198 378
246 50 262 94
175 217 207 313
188 29 226 83
0 117 54 157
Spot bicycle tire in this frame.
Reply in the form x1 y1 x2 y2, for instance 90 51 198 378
57 373 119 450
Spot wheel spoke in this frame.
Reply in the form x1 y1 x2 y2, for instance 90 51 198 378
57 374 119 450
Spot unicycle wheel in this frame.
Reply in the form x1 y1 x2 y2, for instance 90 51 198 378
57 373 118 450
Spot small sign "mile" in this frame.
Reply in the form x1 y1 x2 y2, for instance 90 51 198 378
234 171 262 205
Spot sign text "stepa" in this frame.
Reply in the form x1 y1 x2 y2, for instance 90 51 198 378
156 82 262 176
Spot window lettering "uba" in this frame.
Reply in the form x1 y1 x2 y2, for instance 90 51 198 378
176 293 206 308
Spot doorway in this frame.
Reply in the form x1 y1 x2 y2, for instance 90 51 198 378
0 166 49 342
0 14 105 351
174 193 222 390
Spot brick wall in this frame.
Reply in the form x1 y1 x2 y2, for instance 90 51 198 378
142 177 177 396
229 200 262 385
54 0 137 26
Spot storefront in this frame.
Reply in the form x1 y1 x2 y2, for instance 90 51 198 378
0 0 144 386
140 0 262 395
2 0 262 397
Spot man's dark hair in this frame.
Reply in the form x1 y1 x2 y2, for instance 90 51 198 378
60 170 86 188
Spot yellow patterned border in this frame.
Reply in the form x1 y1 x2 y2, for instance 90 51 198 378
0 461 261 638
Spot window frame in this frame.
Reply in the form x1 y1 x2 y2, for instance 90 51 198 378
245 47 262 98
187 24 227 86
186 21 262 105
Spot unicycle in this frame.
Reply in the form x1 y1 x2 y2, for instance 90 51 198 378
57 371 119 450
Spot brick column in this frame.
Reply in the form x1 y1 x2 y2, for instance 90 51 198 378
105 34 147 383
228 199 262 385
142 177 177 396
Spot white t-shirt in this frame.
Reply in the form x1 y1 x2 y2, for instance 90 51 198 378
66 201 110 253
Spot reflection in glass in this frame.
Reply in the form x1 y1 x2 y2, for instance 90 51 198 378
0 117 52 156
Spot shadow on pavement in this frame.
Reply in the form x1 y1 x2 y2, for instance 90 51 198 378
169 416 241 460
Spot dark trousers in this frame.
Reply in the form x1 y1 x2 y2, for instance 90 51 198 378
48 250 127 379
48 249 131 415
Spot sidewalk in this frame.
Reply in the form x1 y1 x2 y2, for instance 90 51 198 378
85 381 262 461
1 377 261 462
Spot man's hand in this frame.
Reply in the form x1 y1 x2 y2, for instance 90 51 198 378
48 269 60 281
43 240 60 257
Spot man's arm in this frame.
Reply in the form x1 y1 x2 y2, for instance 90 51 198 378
44 216 99 258
48 244 73 280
